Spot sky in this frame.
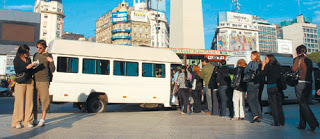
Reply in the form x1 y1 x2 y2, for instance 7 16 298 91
1 0 320 49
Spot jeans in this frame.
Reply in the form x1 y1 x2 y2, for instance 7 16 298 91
205 86 212 113
267 87 285 125
233 90 245 118
295 82 319 128
179 88 190 113
212 89 219 115
247 82 262 118
218 86 228 116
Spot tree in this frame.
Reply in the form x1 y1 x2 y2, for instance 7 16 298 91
308 52 320 67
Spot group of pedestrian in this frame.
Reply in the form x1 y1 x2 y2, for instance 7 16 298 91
11 40 55 129
172 45 319 131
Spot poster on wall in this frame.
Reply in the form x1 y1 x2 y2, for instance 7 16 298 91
112 12 128 23
230 32 257 51
131 12 148 22
217 34 228 50
277 39 293 54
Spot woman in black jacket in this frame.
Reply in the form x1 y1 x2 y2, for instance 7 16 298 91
11 44 35 129
191 65 203 113
262 54 285 126
244 51 263 123
231 59 247 120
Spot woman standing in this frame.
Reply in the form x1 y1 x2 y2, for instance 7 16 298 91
11 44 35 128
177 66 191 115
293 45 319 131
262 54 285 126
244 51 262 123
231 59 247 120
191 65 203 113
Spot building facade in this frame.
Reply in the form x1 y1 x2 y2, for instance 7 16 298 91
96 0 169 47
253 16 277 53
281 15 319 55
170 0 205 49
34 0 65 43
62 32 84 40
0 9 40 54
211 11 259 52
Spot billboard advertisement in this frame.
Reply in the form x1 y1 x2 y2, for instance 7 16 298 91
131 12 148 22
226 12 252 24
277 39 292 54
112 12 128 23
230 32 257 51
147 0 166 12
217 33 228 50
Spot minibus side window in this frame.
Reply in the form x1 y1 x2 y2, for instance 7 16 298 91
114 61 138 76
83 59 110 75
57 57 78 73
142 63 165 78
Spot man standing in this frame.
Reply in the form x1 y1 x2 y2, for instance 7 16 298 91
200 58 215 115
216 60 233 117
33 40 55 127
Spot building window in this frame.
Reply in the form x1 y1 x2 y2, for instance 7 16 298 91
57 57 79 73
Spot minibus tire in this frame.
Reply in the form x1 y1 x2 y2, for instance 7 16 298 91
87 96 106 113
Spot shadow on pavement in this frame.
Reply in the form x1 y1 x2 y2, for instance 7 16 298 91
3 113 94 139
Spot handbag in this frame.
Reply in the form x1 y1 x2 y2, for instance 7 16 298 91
284 58 301 87
186 79 192 88
189 96 194 104
243 69 256 82
15 72 28 83
231 68 242 88
192 79 196 90
171 95 179 105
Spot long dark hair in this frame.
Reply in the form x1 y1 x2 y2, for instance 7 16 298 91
266 54 280 66
181 66 188 82
16 44 30 57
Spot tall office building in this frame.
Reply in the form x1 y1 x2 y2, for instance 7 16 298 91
281 15 319 55
34 0 65 43
253 16 277 53
96 0 169 47
170 0 205 49
211 11 259 51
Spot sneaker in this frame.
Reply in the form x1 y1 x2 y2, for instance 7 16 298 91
27 124 34 128
15 125 22 129
37 119 45 127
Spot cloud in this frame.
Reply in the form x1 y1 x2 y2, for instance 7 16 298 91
314 11 320 23
6 5 33 11
303 1 320 10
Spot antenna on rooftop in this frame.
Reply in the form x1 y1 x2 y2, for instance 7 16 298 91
232 0 241 12
298 0 301 15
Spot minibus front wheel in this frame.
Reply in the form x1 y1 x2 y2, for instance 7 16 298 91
87 95 107 113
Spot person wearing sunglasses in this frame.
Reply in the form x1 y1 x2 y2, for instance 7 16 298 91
33 40 55 127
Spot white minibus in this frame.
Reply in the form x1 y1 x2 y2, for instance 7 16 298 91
47 39 182 113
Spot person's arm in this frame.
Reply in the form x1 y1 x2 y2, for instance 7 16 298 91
244 61 252 72
200 67 206 79
261 64 270 76
14 58 32 73
47 54 56 73
292 57 299 71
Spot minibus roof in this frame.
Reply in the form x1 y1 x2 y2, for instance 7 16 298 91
48 39 182 64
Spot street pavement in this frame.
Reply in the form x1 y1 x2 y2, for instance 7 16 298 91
0 97 320 139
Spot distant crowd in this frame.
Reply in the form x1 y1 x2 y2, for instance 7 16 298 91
171 45 320 131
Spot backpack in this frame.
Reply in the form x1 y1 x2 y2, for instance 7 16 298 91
208 67 219 89
278 72 287 90
231 67 242 88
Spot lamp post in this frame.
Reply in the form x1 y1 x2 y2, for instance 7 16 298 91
156 0 159 47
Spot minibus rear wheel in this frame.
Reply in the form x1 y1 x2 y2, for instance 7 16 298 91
87 96 106 113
